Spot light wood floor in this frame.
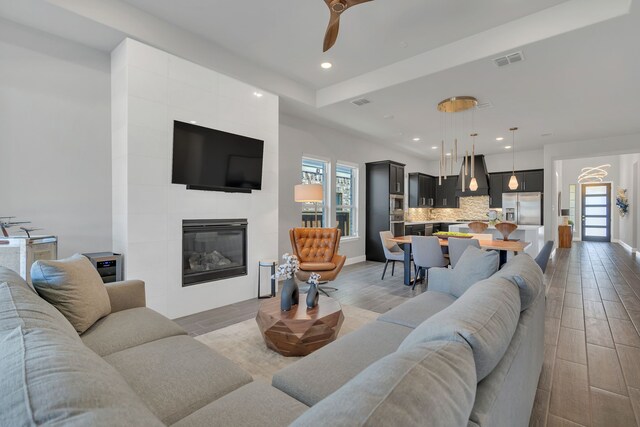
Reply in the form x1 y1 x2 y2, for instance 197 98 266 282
175 242 640 426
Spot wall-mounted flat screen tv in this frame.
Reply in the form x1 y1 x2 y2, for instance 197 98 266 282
171 121 264 193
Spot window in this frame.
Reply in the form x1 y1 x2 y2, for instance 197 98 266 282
336 163 358 238
301 157 329 227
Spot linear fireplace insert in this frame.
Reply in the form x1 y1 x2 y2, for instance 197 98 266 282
182 219 247 286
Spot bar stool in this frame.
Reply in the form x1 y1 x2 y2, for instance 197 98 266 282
258 260 277 299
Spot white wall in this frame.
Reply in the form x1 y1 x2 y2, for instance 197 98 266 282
0 19 112 257
279 114 430 261
619 153 640 251
112 39 279 318
543 132 640 241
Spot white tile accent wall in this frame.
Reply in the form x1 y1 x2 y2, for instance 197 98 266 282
111 39 279 319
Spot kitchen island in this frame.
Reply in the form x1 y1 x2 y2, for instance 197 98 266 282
448 223 544 257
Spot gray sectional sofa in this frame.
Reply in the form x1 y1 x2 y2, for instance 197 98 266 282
0 252 545 427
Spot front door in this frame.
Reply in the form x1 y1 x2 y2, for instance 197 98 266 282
581 183 611 242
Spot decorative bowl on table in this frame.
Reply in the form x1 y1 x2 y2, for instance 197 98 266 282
433 232 473 240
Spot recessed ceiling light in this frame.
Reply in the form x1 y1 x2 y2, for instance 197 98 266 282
431 146 438 150
504 145 512 149
412 137 421 142
321 62 333 69
446 153 452 156
189 120 197 124
253 92 263 98
496 137 504 141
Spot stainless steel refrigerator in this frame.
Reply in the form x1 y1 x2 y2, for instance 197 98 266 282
502 192 543 225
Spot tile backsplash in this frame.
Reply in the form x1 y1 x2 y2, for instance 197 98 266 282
406 196 500 222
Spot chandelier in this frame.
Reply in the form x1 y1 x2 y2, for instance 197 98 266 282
578 164 611 183
436 96 478 191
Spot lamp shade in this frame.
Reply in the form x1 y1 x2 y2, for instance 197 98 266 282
294 184 323 202
469 177 478 191
561 209 570 216
508 174 519 190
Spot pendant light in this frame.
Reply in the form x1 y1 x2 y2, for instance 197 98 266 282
508 127 519 190
469 133 478 191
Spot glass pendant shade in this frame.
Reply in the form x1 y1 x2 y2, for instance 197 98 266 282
469 177 478 191
508 174 519 190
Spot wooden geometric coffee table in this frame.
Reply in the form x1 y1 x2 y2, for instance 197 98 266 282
256 295 344 357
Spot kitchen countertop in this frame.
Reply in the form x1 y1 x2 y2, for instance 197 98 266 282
405 220 474 225
450 223 544 231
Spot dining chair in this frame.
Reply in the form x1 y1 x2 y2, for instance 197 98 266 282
379 231 407 280
411 236 448 289
535 240 554 273
448 237 481 268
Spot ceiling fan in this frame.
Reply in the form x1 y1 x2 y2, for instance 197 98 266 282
323 0 373 52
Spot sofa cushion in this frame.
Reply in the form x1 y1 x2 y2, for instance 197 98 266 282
399 277 521 381
0 281 78 339
272 320 412 406
0 326 163 427
81 307 187 356
377 290 456 328
450 246 499 297
494 254 544 311
173 381 309 427
290 340 477 427
104 335 253 425
31 254 111 333
0 266 36 293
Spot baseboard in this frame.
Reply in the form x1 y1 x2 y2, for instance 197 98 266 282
345 255 366 266
618 240 638 253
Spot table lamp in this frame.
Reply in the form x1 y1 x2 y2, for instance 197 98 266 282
295 184 323 227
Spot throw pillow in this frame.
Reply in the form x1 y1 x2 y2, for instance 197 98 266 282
399 277 521 381
31 254 111 334
450 246 499 298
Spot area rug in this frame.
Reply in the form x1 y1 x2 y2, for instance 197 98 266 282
195 304 378 382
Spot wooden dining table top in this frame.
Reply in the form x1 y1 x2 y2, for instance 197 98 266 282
390 235 531 252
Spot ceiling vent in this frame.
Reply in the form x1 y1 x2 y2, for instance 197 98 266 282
350 97 371 106
493 51 524 67
476 101 493 109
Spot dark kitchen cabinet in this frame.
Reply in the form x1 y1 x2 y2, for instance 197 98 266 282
522 170 544 192
489 173 503 208
365 161 406 262
435 176 459 208
408 173 436 208
500 169 543 193
502 172 524 193
389 163 405 195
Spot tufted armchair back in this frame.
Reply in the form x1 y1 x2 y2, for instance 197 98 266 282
290 228 341 263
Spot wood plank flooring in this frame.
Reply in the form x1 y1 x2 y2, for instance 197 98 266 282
530 242 640 426
175 242 640 426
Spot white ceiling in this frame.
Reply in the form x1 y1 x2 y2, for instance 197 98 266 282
1 0 637 160
120 0 566 88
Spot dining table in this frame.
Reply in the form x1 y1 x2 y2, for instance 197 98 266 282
389 235 531 286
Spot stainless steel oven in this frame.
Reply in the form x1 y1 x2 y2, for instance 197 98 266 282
390 194 404 215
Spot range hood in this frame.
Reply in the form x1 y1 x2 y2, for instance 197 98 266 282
456 154 490 197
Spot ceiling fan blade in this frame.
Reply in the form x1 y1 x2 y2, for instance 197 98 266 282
323 10 341 52
345 0 373 8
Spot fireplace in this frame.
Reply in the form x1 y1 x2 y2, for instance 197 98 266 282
182 219 247 286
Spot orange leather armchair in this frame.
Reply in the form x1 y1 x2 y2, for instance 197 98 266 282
289 228 347 282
